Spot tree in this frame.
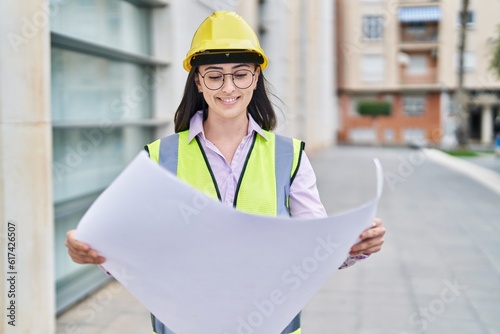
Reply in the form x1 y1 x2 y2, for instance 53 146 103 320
490 25 500 78
455 0 470 148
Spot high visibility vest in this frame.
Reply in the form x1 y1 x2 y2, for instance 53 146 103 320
146 129 304 334
146 130 304 216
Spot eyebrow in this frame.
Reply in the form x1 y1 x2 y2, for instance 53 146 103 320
203 63 251 71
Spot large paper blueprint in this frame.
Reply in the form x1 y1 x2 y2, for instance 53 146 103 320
76 152 383 334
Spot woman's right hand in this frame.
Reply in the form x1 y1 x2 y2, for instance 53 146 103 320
65 230 105 264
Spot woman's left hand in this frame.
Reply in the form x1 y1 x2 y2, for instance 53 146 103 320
350 217 385 256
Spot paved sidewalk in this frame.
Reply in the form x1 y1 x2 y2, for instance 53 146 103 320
56 146 500 334
462 153 500 174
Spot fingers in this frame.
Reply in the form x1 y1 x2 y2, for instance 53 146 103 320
67 247 105 264
360 217 385 240
360 226 386 240
65 230 105 265
351 217 386 256
350 237 383 256
65 230 88 251
350 244 382 256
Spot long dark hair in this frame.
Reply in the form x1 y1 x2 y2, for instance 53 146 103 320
174 66 277 132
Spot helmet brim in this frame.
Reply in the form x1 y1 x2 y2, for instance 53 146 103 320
190 50 264 68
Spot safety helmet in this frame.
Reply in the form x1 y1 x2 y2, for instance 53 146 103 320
183 11 268 72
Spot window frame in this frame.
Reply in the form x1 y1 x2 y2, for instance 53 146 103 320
360 54 385 82
455 51 476 72
403 95 426 116
457 10 475 29
362 15 384 41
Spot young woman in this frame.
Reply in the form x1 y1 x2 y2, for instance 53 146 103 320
66 11 385 334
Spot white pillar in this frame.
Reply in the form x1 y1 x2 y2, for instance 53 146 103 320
439 90 457 148
237 0 259 32
262 0 336 149
314 0 336 147
0 0 55 333
481 105 493 145
260 0 301 138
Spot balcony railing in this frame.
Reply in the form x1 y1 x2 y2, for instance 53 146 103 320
400 67 438 84
401 31 437 43
400 25 438 43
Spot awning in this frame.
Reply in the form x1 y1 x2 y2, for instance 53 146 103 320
398 6 442 23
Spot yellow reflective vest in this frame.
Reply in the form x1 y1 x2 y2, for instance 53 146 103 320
146 130 304 217
146 129 304 334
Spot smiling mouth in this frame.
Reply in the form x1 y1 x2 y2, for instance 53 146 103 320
219 97 239 103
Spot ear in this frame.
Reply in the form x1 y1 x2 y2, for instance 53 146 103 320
194 73 203 92
253 66 261 88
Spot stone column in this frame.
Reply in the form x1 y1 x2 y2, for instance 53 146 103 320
481 105 493 145
0 0 55 333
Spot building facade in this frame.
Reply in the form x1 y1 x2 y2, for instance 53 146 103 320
336 0 500 147
0 0 337 332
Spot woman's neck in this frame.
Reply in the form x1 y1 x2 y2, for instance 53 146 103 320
203 111 249 163
203 112 249 143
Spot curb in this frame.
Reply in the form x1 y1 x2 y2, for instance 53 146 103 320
423 148 500 196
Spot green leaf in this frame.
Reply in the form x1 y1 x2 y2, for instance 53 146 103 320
356 100 392 117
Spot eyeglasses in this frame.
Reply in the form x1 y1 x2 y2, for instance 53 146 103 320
199 69 256 90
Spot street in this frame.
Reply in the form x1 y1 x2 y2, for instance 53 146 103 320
304 146 500 334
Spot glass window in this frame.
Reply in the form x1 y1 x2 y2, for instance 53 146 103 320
403 96 426 116
53 126 153 281
52 127 153 202
457 10 475 28
384 128 395 142
50 0 151 55
403 128 426 143
54 191 101 282
363 16 384 40
455 51 476 72
407 55 428 75
349 128 377 143
51 0 160 312
361 55 385 82
51 48 153 122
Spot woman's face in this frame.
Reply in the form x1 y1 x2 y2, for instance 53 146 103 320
196 63 260 123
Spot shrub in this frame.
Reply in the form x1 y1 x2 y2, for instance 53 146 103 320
356 100 392 117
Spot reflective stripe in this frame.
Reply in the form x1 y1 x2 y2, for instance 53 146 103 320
151 314 175 334
281 312 301 333
275 134 294 216
158 134 179 174
152 313 301 334
235 132 302 216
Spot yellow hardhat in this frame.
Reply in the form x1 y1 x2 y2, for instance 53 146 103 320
183 11 268 72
